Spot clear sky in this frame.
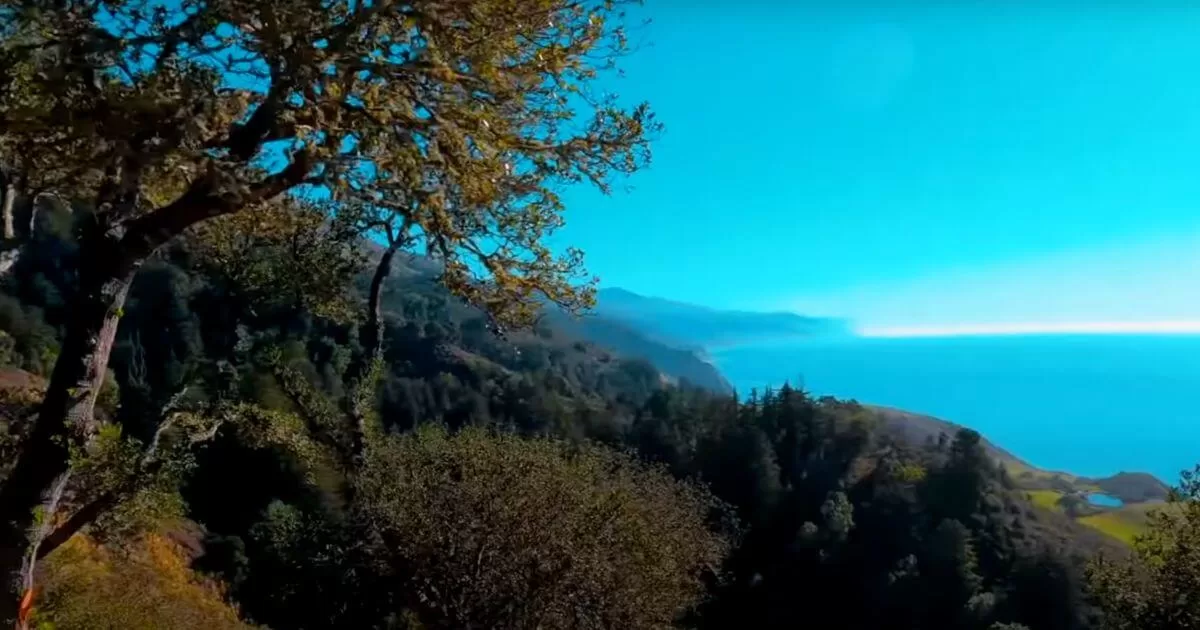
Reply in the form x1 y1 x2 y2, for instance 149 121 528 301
552 3 1200 332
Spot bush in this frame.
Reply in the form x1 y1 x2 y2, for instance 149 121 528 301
354 426 732 630
33 532 254 630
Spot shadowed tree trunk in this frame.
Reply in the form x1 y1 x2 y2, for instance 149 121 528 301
0 158 309 622
0 169 21 279
347 241 402 467
0 228 138 623
363 244 399 367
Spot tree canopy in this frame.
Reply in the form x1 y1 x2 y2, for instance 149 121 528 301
0 0 655 323
0 1 658 615
1087 465 1200 630
6 3 1200 629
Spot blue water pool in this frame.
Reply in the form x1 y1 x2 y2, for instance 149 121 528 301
1086 493 1124 508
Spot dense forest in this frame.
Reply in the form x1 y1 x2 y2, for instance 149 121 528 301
0 199 1189 630
2 1 1200 628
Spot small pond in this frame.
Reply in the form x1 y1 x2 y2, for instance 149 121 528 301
1086 493 1124 508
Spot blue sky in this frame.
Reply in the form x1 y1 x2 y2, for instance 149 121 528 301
552 4 1200 331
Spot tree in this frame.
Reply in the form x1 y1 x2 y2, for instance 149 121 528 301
1086 465 1200 630
352 425 730 629
694 418 781 527
0 0 655 614
925 429 990 522
924 518 984 627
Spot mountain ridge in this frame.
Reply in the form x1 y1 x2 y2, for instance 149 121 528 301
372 254 736 394
595 287 850 350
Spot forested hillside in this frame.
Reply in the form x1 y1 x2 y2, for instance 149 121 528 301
0 207 1161 630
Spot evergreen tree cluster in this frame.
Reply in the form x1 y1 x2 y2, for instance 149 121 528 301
0 222 1118 629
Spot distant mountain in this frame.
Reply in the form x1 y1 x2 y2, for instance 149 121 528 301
594 288 849 350
362 269 813 395
536 287 847 395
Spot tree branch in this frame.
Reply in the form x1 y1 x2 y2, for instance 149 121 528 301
34 386 211 562
271 359 352 461
35 488 120 561
120 150 314 260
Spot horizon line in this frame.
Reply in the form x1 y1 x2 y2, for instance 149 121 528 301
856 320 1200 338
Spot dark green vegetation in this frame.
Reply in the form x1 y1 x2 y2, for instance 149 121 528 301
873 407 1171 544
0 0 665 615
0 214 1158 630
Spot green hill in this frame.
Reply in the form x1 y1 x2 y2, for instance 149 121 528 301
870 405 1169 545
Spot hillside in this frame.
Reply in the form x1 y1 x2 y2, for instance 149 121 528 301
373 254 1170 549
545 311 733 394
870 405 1171 544
4 3 1198 626
0 219 1161 630
372 252 735 394
594 288 849 350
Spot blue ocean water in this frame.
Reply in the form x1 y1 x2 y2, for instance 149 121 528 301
1087 494 1124 508
710 335 1200 485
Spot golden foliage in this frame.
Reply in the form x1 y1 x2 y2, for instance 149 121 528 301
1 0 655 327
355 426 731 630
32 532 255 630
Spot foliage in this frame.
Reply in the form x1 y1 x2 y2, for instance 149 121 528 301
65 423 190 543
0 202 1140 630
187 198 367 324
0 0 656 327
0 3 660 614
637 386 1104 630
31 532 255 630
353 425 730 630
1086 465 1200 629
0 294 59 376
0 3 1156 629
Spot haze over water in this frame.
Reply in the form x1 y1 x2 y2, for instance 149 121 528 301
712 333 1200 485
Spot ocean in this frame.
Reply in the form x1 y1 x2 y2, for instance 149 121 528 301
710 334 1200 485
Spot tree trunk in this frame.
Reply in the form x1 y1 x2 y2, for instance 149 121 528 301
0 232 138 622
347 243 399 466
35 490 120 562
0 249 19 277
2 181 15 241
0 156 308 621
363 244 399 365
